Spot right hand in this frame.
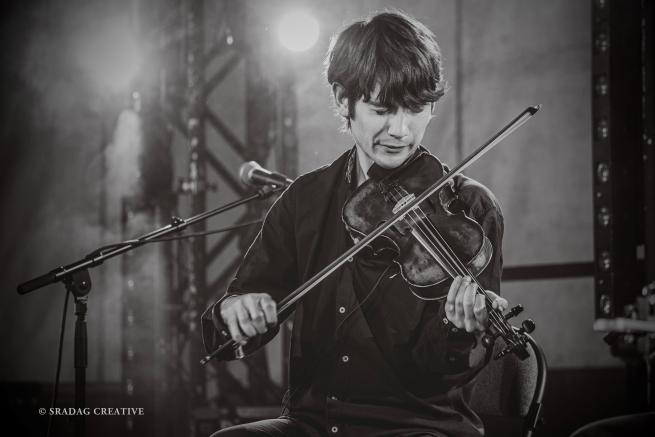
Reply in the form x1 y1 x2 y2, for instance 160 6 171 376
219 293 278 345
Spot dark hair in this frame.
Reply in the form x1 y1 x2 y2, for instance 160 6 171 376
325 10 447 124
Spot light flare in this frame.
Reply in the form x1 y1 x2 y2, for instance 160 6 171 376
276 10 320 52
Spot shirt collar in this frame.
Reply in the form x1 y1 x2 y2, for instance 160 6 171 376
355 147 374 185
344 145 431 186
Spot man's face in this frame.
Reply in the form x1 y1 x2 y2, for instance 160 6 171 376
348 88 433 170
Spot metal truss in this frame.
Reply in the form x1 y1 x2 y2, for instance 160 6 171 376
117 0 299 433
156 0 298 431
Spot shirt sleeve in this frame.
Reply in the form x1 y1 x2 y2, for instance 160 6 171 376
226 188 299 301
411 203 504 376
203 186 299 356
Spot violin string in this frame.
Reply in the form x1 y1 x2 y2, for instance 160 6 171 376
401 193 515 341
413 215 511 337
335 263 393 336
386 183 503 320
395 188 497 303
388 185 475 286
409 209 512 338
410 201 499 305
387 185 512 337
387 186 476 284
407 207 512 338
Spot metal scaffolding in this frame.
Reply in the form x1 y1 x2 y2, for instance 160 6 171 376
117 0 300 434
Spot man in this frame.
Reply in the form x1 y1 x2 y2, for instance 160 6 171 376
207 10 507 436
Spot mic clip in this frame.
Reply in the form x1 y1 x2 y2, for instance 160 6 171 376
256 184 284 198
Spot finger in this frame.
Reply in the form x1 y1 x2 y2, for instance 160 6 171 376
259 295 278 326
490 296 508 312
235 305 258 339
496 297 509 312
454 276 469 328
219 295 239 313
463 282 476 332
445 276 462 318
243 296 267 335
474 293 488 331
223 311 244 344
486 290 508 312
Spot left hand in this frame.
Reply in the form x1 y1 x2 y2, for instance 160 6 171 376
445 275 508 333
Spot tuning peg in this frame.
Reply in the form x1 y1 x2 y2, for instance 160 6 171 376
521 319 536 333
504 304 524 320
495 336 531 360
494 346 516 360
495 347 510 359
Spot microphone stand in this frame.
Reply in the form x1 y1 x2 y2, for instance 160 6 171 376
16 184 284 437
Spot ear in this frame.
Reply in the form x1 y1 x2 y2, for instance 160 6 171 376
332 82 350 118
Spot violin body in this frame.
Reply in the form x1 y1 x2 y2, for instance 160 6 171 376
342 153 493 300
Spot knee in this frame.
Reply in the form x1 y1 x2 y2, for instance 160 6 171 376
210 427 247 437
209 423 264 437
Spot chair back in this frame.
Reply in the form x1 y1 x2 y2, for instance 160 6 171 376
470 334 547 436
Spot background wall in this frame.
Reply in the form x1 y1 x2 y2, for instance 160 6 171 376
0 0 633 436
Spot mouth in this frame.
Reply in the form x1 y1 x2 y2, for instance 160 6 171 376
377 143 408 153
377 140 407 147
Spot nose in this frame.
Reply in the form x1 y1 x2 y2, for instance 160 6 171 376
387 110 410 139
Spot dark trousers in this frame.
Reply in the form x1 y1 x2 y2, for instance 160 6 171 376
210 416 448 437
210 417 320 437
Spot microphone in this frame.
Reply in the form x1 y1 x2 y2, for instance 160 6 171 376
239 161 293 188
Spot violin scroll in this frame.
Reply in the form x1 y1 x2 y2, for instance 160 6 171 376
486 311 537 360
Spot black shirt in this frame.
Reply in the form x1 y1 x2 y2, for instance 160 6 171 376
209 146 504 436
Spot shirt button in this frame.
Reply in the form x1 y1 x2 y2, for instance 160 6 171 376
341 355 349 363
338 306 346 314
331 426 339 433
347 256 354 262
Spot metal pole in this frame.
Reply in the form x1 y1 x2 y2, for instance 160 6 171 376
185 0 207 407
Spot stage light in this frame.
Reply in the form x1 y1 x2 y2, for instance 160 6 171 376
276 10 319 52
598 251 611 271
597 207 611 227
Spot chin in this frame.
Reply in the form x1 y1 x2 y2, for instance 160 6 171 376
375 153 410 169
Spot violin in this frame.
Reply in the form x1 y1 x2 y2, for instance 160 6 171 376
342 153 493 300
342 151 532 358
201 105 541 364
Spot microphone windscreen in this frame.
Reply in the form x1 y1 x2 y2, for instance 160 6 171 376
239 161 261 186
